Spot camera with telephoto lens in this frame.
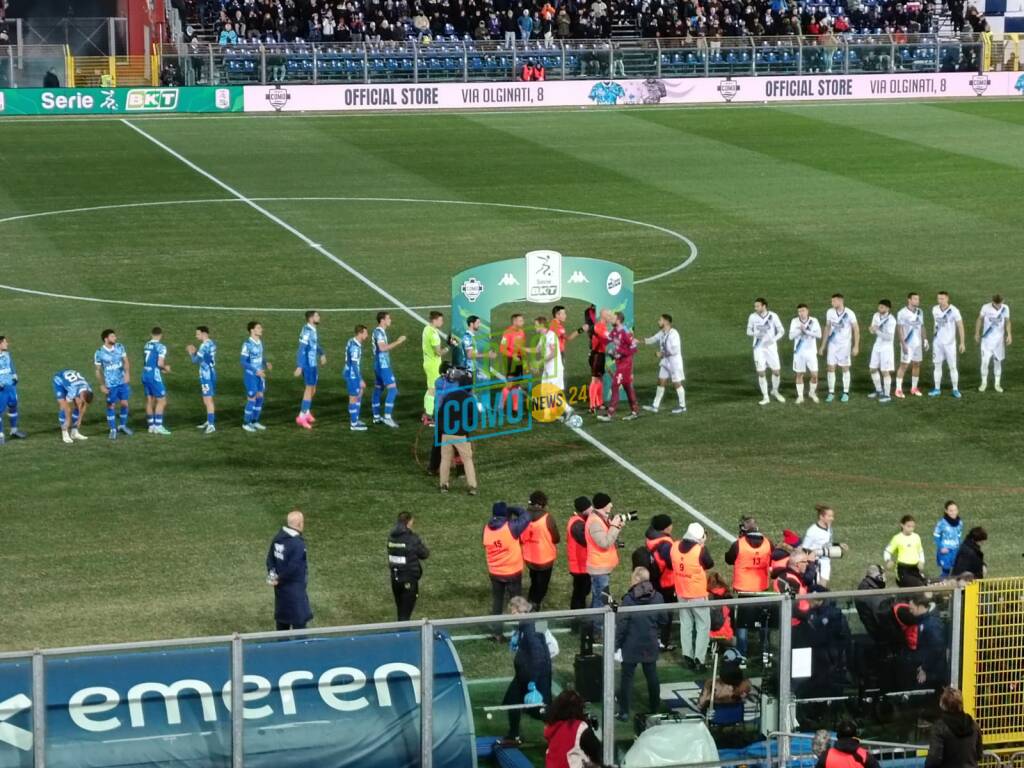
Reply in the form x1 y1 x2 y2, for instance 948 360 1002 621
621 511 639 522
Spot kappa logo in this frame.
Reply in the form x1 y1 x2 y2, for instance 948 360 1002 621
498 273 519 287
461 277 485 303
717 77 740 103
125 89 180 111
266 86 291 111
0 693 32 751
606 271 623 297
567 271 589 285
969 74 990 96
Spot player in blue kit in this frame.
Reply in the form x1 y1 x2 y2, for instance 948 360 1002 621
53 369 93 444
294 310 326 430
345 325 370 432
187 326 218 434
0 336 28 444
94 329 133 441
142 327 172 436
241 320 273 433
371 311 407 429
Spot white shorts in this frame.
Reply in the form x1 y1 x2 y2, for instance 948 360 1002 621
900 344 923 364
933 341 957 366
870 345 895 372
543 372 565 393
658 357 685 382
753 345 781 372
981 341 1006 362
792 351 819 374
827 343 852 368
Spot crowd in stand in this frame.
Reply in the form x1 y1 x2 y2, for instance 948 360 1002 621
181 0 983 45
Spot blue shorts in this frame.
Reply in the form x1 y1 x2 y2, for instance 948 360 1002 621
244 372 266 398
302 367 319 387
106 383 132 404
0 386 13 412
375 367 396 388
142 377 166 398
200 371 217 398
345 375 363 397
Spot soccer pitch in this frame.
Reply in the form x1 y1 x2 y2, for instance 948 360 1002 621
1 100 1022 652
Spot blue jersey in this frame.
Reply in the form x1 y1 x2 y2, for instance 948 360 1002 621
588 81 625 105
297 323 323 370
53 369 92 400
0 351 17 388
372 327 391 370
142 340 167 383
344 337 363 380
933 516 964 572
95 343 129 387
241 338 266 374
192 339 217 376
462 329 488 379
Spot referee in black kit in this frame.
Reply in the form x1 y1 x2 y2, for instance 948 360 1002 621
388 512 430 621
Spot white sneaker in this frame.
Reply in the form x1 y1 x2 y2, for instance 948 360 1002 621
242 423 258 433
796 396 804 404
252 422 267 431
671 406 687 414
372 416 383 424
148 425 156 433
978 382 987 392
758 397 770 406
203 424 216 434
62 431 73 444
196 423 208 429
71 429 88 441
382 416 400 429
773 391 786 403
642 405 659 413
350 421 368 432
994 384 1004 393
808 392 819 403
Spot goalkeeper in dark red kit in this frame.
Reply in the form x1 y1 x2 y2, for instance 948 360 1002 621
597 312 639 422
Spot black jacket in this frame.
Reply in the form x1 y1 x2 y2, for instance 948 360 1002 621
266 527 312 626
952 539 985 579
815 738 880 768
855 573 887 640
513 619 552 701
615 581 668 664
925 712 983 768
388 522 429 582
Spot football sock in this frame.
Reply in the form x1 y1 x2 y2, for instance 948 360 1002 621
758 376 769 398
883 373 892 396
207 412 216 426
842 370 851 393
950 367 959 391
385 386 398 417
9 409 18 429
372 385 382 419
106 407 116 429
119 406 129 427
676 386 686 408
300 398 311 415
424 392 435 417
827 371 836 393
771 373 780 393
912 375 919 390
349 400 361 425
244 401 255 424
253 396 264 422
994 359 1002 384
896 373 904 391
653 386 665 409
870 371 882 392
147 414 155 427
155 413 164 427
933 366 943 389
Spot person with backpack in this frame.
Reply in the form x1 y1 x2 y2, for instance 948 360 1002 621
815 720 880 768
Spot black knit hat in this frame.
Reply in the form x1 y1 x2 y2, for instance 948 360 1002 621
574 496 592 513
529 490 548 507
592 492 612 509
651 514 672 532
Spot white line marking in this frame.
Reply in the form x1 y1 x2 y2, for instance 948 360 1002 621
122 119 727 540
0 196 696 308
103 731 213 744
571 426 736 542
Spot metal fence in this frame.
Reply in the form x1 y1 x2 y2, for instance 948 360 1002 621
149 33 985 87
0 583 966 768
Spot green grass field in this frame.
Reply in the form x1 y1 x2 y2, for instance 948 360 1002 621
1 100 1022 653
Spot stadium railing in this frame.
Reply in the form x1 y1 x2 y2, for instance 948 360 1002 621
0 583 972 768
146 33 986 88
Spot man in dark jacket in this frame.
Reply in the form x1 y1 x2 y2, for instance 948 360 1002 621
388 512 429 621
266 510 312 631
502 596 552 745
926 687 983 768
815 720 880 768
615 567 668 721
854 564 887 640
952 527 987 580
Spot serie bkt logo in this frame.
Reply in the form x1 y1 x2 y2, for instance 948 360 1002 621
125 89 179 111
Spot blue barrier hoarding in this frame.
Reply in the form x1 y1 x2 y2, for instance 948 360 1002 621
0 631 474 768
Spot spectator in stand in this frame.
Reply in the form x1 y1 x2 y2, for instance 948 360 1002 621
934 501 964 579
483 502 529 640
567 497 593 613
218 21 239 45
519 9 535 42
815 720 881 768
952 527 987 580
502 10 518 47
926 687 984 768
883 515 926 587
615 567 668 721
556 8 572 39
672 522 713 672
522 490 560 610
413 8 430 38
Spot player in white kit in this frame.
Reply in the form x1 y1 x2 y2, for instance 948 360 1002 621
788 304 821 404
534 315 576 423
929 291 965 399
868 299 896 402
819 293 860 403
895 292 929 399
975 294 1011 393
642 313 687 414
746 298 786 405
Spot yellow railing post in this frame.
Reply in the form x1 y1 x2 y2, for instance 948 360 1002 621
962 580 979 716
65 45 75 87
109 55 117 86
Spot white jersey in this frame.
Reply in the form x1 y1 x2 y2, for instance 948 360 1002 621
932 304 962 346
646 327 682 362
542 329 563 386
871 312 896 349
824 307 857 349
747 311 784 349
789 316 822 355
802 522 834 583
979 302 1010 347
897 305 926 349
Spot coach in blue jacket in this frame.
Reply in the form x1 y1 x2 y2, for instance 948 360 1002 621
266 510 313 631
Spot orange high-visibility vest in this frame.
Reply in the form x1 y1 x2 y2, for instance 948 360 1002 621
521 64 535 81
534 65 546 80
773 571 809 626
733 537 772 592
522 514 557 567
671 543 707 599
646 534 675 590
892 603 920 650
566 514 588 575
584 515 619 571
483 522 523 577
